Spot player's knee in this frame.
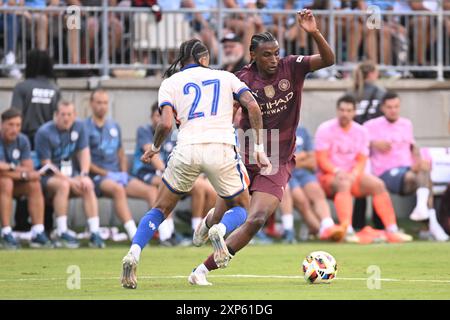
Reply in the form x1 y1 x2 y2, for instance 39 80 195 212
0 177 13 195
111 183 126 198
373 178 386 194
246 213 267 231
57 178 71 195
27 180 43 194
336 180 351 192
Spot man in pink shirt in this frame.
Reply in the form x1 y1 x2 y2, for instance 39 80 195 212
365 91 449 241
315 94 412 243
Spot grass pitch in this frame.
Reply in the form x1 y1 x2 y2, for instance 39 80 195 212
1 241 450 300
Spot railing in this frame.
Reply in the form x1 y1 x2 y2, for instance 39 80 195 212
1 1 449 80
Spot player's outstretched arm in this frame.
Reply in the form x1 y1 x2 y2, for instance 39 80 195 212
238 90 271 173
141 106 173 163
297 9 335 71
238 90 263 145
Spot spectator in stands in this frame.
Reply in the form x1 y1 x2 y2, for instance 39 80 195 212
259 0 285 39
364 91 449 241
314 94 412 243
0 109 51 249
11 50 60 233
11 50 60 149
0 0 23 79
278 126 345 243
86 89 158 241
223 0 265 61
362 1 411 79
132 103 216 246
348 60 385 231
220 32 248 73
34 100 105 248
66 0 123 64
392 0 433 70
184 0 219 61
22 0 59 51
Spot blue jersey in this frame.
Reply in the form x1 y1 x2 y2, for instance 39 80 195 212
85 117 122 172
365 0 393 10
261 0 284 25
292 126 315 177
35 120 88 168
132 124 176 176
25 0 46 8
0 133 31 165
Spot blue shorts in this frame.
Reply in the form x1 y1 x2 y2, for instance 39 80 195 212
41 170 80 190
379 166 410 195
134 169 158 185
92 174 135 197
288 170 317 189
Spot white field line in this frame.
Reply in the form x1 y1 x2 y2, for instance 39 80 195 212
0 274 450 284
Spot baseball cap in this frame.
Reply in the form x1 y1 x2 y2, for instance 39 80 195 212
221 33 242 43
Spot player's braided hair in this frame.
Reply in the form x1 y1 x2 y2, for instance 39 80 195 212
249 31 277 53
163 39 209 78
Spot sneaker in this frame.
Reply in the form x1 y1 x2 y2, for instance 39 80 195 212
8 67 22 79
251 230 274 245
193 208 214 247
188 269 212 286
3 52 22 79
282 229 296 244
121 252 138 289
319 224 346 242
30 232 53 248
208 225 231 269
56 232 80 249
429 209 449 242
410 206 430 222
385 230 413 243
89 232 106 248
1 233 19 249
344 232 361 243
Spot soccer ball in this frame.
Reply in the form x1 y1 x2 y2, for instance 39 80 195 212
302 251 337 284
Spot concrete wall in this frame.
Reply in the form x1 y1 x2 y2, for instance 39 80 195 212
1 78 450 152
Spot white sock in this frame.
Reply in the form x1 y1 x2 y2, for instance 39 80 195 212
386 224 399 233
56 216 68 236
319 217 334 234
416 188 430 209
158 219 172 241
167 217 175 235
281 214 294 231
129 244 142 262
124 220 137 240
217 223 226 236
192 217 202 232
1 226 12 236
87 217 100 234
195 263 209 275
31 224 45 238
346 225 355 234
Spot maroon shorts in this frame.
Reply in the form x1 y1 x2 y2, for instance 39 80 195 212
245 158 296 202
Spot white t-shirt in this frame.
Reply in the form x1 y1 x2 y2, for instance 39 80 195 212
158 64 249 146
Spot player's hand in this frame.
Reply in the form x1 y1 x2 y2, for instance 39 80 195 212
27 171 42 181
372 140 392 153
297 9 318 33
254 151 272 175
141 148 158 164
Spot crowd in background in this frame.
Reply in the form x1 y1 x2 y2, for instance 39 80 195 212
1 0 450 79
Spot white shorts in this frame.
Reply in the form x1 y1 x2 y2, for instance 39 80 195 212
162 143 249 199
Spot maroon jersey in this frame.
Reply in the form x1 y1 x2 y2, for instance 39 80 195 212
236 55 311 165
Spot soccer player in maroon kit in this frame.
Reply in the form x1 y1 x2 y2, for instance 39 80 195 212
189 9 337 285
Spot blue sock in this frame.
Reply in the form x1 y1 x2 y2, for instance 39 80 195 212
220 206 247 236
132 208 165 249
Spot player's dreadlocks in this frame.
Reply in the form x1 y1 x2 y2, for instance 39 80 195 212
249 31 277 53
163 39 210 78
